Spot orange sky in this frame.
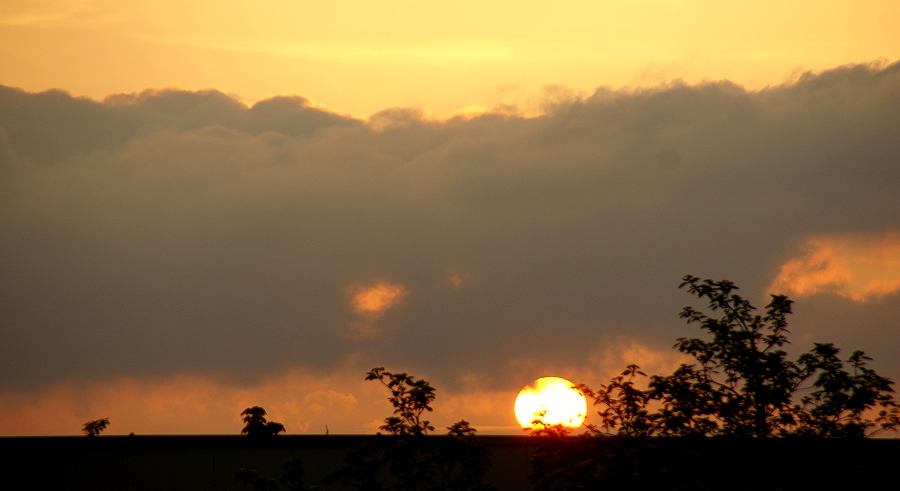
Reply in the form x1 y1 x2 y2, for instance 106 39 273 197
2 1 900 437
2 1 899 116
0 339 686 436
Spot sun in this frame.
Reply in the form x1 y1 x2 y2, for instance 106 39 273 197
514 376 587 429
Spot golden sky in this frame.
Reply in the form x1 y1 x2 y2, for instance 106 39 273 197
2 0 898 116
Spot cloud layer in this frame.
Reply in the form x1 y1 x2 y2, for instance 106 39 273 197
2 61 900 433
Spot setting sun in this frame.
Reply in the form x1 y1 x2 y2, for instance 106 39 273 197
514 377 587 429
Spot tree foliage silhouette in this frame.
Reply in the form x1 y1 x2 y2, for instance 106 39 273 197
527 276 900 491
325 367 495 491
525 419 574 438
366 367 436 436
237 457 318 491
241 406 286 436
236 469 279 491
82 418 110 437
656 275 898 437
791 343 900 436
575 365 654 437
573 276 899 438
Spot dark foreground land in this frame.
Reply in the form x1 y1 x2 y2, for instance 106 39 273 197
1 435 898 491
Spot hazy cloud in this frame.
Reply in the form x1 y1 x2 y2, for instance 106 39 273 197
346 280 410 339
447 269 473 289
0 85 358 163
349 281 410 319
2 61 900 433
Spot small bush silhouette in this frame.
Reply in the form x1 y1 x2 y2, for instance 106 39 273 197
82 418 110 437
241 406 286 436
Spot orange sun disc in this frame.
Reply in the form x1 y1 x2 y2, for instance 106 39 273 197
514 376 587 429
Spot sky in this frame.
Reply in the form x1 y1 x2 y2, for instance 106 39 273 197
1 1 899 436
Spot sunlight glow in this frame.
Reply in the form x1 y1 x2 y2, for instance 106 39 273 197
514 377 587 429
3 1 898 117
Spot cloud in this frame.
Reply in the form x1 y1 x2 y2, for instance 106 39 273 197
447 269 473 289
346 280 409 339
349 281 409 319
0 85 358 163
2 61 900 409
769 234 900 302
505 339 689 395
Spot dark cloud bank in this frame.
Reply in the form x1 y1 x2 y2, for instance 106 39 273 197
2 62 899 394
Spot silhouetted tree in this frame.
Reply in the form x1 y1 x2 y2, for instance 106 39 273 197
649 275 898 437
324 440 385 491
438 421 494 491
575 365 654 437
325 368 495 491
653 276 809 437
524 419 573 438
82 418 110 437
236 457 318 491
790 343 900 437
530 275 900 490
366 367 436 436
281 457 314 491
236 469 279 491
241 406 286 436
574 276 899 438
